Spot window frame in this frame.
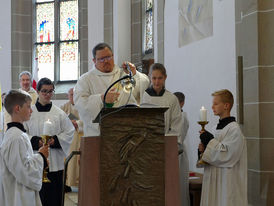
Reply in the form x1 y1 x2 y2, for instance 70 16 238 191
33 0 80 84
143 0 153 55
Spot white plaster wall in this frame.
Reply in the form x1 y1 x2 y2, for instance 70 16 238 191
164 0 237 172
88 0 104 70
0 1 11 93
113 0 131 66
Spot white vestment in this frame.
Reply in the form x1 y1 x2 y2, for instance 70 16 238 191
24 104 74 172
0 127 44 206
201 121 248 206
142 90 183 138
179 112 190 206
74 65 149 136
60 101 83 186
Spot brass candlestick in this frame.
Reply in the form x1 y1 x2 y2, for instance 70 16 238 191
41 135 51 183
197 121 209 167
197 121 209 132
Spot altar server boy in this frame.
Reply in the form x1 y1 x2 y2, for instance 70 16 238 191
24 78 74 206
0 90 48 206
198 89 247 206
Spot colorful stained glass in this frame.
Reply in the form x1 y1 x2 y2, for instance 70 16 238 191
145 10 153 52
36 44 55 80
146 0 153 10
36 0 54 3
60 42 79 81
60 0 78 41
36 3 54 43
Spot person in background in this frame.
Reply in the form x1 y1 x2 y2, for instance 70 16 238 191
142 63 186 204
0 90 48 206
19 71 38 104
4 71 38 132
174 91 190 206
60 88 83 192
198 89 247 206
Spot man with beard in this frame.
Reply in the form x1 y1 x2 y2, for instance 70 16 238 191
74 42 149 136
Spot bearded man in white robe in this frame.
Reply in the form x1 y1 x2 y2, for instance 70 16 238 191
74 42 149 136
60 88 83 189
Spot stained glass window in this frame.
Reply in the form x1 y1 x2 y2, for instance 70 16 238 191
60 42 79 81
36 3 54 43
145 0 153 53
36 44 54 80
60 1 78 41
35 0 79 82
36 0 54 2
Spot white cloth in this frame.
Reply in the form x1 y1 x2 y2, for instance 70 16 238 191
201 121 248 206
24 104 74 172
0 127 44 206
60 101 83 186
142 90 183 138
74 65 149 136
179 112 190 206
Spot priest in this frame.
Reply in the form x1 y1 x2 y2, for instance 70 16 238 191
74 42 149 136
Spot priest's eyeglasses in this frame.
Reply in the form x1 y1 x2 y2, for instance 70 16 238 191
96 55 113 63
40 89 55 95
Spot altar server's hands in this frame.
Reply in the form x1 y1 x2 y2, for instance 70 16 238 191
39 144 49 158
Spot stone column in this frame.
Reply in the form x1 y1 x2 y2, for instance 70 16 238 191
235 0 274 205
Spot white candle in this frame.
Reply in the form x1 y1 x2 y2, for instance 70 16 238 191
200 106 207 121
43 119 52 135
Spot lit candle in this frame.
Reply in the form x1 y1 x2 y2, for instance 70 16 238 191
43 119 52 135
200 106 207 122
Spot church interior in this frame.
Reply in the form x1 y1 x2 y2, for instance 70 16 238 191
0 0 273 206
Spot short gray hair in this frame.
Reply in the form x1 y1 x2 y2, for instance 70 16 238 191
19 71 32 81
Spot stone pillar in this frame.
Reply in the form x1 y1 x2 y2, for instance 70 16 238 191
104 0 113 49
11 0 33 89
235 0 274 205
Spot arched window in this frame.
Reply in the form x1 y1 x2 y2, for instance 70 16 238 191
34 0 79 82
144 0 153 54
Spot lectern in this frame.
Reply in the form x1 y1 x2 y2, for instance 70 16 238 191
78 107 180 206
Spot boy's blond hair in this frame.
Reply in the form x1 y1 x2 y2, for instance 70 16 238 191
4 90 32 115
212 89 234 111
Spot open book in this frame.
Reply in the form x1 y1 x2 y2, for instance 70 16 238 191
68 113 79 121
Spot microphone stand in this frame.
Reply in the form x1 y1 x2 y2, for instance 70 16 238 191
102 74 131 110
103 63 135 110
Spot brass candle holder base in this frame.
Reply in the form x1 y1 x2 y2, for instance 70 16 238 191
42 169 51 183
41 135 52 183
197 121 209 132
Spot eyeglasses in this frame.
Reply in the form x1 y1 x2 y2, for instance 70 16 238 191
96 55 113 63
40 89 55 95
